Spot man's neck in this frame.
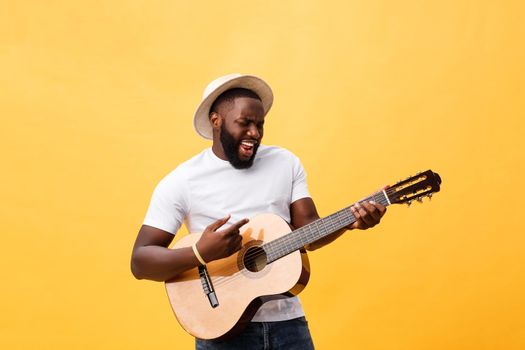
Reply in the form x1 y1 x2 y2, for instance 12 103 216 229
211 140 227 160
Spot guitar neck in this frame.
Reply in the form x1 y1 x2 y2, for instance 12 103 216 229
264 190 391 263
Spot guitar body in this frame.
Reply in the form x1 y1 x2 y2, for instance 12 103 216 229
165 213 311 340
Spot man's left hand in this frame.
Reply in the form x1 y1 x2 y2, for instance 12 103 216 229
349 201 386 230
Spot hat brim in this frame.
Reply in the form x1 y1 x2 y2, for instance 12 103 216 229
193 75 273 139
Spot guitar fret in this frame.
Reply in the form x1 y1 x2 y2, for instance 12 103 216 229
335 211 344 228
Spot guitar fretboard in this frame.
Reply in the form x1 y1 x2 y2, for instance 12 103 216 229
263 191 390 263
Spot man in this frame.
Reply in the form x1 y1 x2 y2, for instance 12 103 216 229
131 73 386 349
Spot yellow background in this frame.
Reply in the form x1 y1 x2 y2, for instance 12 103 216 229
1 1 524 349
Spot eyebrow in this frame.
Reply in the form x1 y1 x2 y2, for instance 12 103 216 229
238 116 264 123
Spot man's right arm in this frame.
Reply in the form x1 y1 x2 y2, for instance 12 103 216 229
131 225 201 282
131 216 248 282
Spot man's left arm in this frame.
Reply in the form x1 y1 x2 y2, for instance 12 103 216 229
290 197 387 251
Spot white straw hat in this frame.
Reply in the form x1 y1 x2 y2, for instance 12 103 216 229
193 73 274 139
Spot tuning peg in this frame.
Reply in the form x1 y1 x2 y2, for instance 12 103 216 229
427 193 432 200
406 200 412 207
417 197 423 203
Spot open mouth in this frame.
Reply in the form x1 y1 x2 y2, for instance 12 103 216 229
239 140 257 159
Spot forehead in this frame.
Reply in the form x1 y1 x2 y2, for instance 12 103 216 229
224 96 265 121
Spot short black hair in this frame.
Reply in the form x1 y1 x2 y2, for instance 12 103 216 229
209 88 261 118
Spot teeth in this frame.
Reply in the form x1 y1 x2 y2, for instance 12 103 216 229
241 140 256 147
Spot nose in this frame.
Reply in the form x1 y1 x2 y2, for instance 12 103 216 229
247 124 260 139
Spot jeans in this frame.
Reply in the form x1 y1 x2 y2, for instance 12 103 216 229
195 317 315 350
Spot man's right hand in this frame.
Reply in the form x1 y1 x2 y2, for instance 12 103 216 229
195 215 249 263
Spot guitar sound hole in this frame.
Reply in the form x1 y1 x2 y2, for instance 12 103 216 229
243 246 267 272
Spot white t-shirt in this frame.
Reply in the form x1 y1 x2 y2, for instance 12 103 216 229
143 145 311 322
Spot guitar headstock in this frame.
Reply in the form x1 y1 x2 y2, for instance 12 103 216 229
386 170 442 206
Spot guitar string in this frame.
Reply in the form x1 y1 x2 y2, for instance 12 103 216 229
210 194 393 288
211 209 363 288
211 203 378 285
225 189 394 265
209 212 359 287
216 205 360 274
199 185 433 288
209 188 408 285
206 191 394 286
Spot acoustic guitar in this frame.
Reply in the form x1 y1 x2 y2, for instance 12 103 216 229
165 170 442 340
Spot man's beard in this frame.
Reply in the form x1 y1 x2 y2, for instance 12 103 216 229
220 124 259 169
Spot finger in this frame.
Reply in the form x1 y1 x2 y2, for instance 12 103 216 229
351 203 362 216
372 201 387 217
223 218 249 236
355 202 376 227
206 215 231 231
368 200 387 218
349 221 360 230
350 206 363 229
362 202 382 222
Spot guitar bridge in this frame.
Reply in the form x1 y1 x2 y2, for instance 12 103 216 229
199 265 219 308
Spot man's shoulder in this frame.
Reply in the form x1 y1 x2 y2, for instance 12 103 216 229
177 148 211 169
158 148 210 185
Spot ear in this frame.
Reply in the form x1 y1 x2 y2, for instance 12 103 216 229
210 112 223 131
